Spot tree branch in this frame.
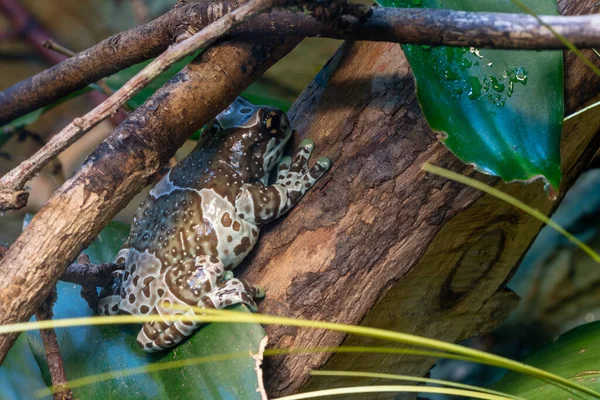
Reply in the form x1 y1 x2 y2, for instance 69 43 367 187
0 0 241 126
1 1 599 126
61 254 122 310
0 0 66 64
0 243 72 399
0 0 279 211
0 33 301 364
0 0 129 126
34 290 73 400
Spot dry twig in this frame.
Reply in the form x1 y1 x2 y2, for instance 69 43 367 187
61 254 122 310
34 291 73 400
0 244 72 399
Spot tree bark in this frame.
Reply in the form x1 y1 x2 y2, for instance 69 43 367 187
240 0 600 396
0 36 300 364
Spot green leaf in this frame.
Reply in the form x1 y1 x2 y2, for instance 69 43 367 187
492 321 600 398
243 82 294 112
376 0 564 192
0 334 51 400
0 109 45 148
1 108 45 134
26 219 266 399
0 86 94 149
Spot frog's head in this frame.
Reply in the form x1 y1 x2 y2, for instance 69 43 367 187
209 97 292 183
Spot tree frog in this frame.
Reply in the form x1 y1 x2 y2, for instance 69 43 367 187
98 97 330 352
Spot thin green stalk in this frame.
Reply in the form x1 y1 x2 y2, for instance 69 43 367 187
422 163 600 263
5 309 599 398
275 385 513 400
564 99 600 121
311 370 524 400
510 0 600 77
38 346 481 396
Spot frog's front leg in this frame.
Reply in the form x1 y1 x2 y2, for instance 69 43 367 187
137 256 261 352
235 139 331 224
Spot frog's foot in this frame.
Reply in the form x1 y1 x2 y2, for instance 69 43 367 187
136 255 228 352
97 270 123 316
137 277 263 353
276 139 331 202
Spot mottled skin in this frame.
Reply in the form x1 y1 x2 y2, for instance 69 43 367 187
98 97 330 352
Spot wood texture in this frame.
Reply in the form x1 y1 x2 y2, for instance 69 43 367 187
239 1 600 396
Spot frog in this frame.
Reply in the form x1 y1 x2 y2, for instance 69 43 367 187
97 97 330 352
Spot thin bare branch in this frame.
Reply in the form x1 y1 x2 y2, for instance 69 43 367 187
42 40 132 111
0 244 71 399
34 291 73 400
0 0 279 211
1 1 600 126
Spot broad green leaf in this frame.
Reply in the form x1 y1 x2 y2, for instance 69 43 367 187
0 334 50 400
492 321 600 398
376 0 564 192
26 219 266 399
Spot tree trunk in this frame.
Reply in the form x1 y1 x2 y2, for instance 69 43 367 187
239 1 600 396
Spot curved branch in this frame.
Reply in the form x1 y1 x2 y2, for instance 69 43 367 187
1 2 600 126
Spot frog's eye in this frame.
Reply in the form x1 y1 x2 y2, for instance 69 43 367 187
262 111 281 133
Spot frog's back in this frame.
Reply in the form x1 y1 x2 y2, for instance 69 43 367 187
127 164 259 271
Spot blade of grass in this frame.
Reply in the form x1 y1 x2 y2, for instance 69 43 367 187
275 385 514 400
564 99 600 121
422 163 600 263
510 0 600 77
593 49 600 59
4 309 599 398
310 370 525 400
38 346 482 397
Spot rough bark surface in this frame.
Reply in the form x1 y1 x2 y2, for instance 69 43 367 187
239 1 600 396
0 37 299 364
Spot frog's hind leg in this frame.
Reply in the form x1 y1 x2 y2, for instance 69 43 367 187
136 255 227 352
139 274 263 353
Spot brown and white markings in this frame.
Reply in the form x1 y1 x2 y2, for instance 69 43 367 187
98 97 330 352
